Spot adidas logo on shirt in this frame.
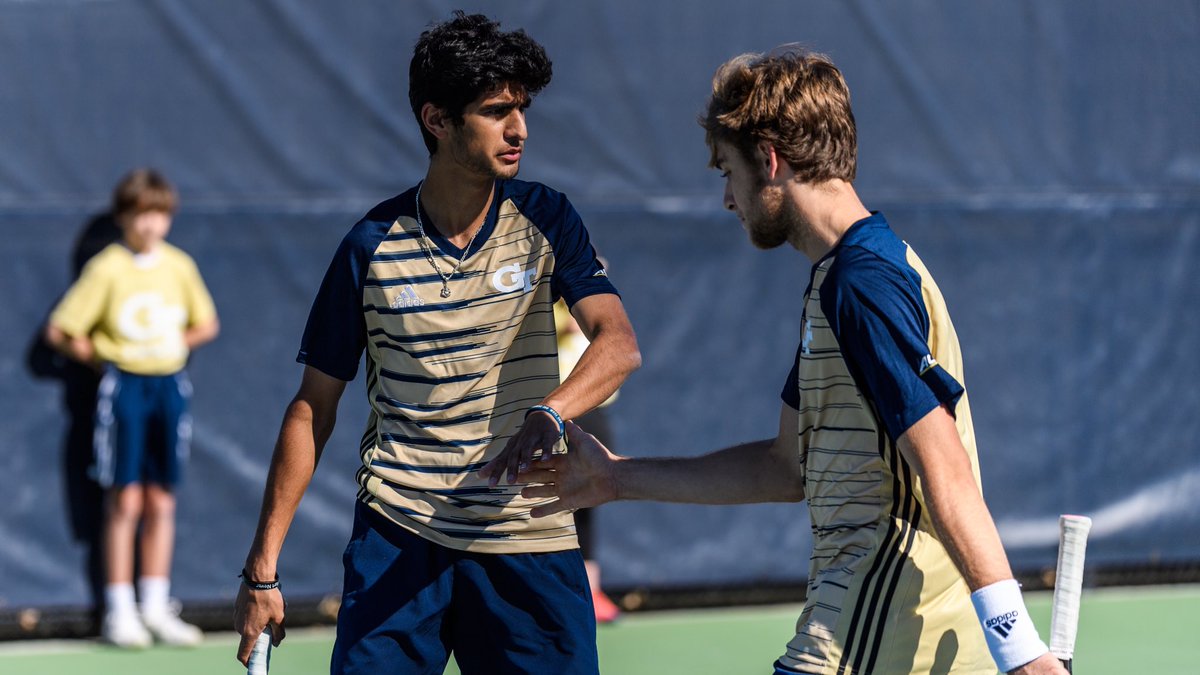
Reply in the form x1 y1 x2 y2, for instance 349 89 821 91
391 285 424 309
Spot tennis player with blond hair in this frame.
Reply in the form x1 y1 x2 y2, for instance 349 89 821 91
519 46 1067 675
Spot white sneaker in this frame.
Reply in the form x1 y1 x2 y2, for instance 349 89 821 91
141 602 203 647
102 610 152 649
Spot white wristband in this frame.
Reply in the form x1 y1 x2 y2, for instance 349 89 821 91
970 579 1048 672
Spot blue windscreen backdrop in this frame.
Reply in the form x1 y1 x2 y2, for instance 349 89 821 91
1 1 1198 610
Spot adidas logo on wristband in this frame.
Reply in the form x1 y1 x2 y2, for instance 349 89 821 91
971 580 1049 672
985 610 1020 638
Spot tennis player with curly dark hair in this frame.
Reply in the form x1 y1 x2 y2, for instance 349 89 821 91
234 11 639 674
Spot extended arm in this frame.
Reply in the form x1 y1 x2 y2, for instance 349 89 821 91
482 293 641 485
899 404 1065 675
234 366 346 666
520 403 803 517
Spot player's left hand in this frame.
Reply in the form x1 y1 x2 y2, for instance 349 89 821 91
479 407 563 486
1008 653 1070 675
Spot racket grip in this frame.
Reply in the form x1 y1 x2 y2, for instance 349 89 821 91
1060 657 1072 673
247 626 272 675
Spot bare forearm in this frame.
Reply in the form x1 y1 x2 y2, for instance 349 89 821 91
184 319 220 350
922 465 1013 589
899 408 1013 589
613 438 802 504
243 398 335 579
545 328 640 421
44 324 95 365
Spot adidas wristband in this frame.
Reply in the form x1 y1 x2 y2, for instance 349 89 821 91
970 579 1048 672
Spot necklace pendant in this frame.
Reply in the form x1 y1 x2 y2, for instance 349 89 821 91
440 287 452 298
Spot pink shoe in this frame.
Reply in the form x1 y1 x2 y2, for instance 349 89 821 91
593 590 621 624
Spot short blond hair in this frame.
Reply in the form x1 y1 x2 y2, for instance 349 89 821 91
702 46 857 183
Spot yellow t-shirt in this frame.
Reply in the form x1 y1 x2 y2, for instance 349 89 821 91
50 242 217 375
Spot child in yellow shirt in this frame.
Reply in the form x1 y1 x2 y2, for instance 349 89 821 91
45 169 219 648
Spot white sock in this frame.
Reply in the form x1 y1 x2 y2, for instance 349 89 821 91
138 576 171 617
105 583 137 619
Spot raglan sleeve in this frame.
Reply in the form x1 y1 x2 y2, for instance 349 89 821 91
780 343 802 411
296 226 371 382
539 191 619 308
822 250 964 442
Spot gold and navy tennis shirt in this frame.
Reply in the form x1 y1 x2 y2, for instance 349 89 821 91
298 179 616 554
774 213 994 674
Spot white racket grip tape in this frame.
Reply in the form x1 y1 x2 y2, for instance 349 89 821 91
247 626 272 675
1049 514 1092 662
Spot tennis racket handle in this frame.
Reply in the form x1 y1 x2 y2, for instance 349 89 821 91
1059 657 1072 673
1049 514 1091 667
247 626 272 675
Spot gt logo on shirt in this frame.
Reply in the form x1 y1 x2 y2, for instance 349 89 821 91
118 292 185 341
492 263 537 293
116 291 186 361
800 318 814 355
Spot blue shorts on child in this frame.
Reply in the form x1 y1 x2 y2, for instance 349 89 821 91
94 367 192 488
331 501 598 675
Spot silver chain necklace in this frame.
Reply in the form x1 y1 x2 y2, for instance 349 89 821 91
414 181 482 298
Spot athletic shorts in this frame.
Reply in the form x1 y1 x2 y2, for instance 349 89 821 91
330 501 598 675
93 367 192 488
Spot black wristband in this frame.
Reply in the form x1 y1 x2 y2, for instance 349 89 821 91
239 568 280 591
526 404 565 438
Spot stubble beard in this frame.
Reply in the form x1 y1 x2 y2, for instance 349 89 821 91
745 186 791 250
448 133 520 181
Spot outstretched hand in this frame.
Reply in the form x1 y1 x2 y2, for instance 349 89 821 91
517 421 620 518
480 409 563 486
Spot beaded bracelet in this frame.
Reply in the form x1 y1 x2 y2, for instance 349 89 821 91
526 404 565 438
239 569 281 591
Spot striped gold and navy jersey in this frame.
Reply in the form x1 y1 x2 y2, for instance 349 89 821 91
299 179 616 554
775 213 994 674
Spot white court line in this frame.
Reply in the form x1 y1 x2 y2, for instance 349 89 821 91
0 626 336 657
3 586 1197 655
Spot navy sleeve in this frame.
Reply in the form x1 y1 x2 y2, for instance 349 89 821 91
296 222 377 381
821 248 964 441
780 343 801 410
524 186 618 307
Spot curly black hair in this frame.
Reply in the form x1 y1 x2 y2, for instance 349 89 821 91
409 11 553 155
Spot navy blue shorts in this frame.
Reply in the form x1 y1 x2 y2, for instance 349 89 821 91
330 501 598 675
93 367 192 488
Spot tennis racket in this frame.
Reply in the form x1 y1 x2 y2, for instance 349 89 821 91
1049 514 1091 673
247 626 272 675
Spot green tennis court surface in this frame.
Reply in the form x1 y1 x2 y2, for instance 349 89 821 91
2 585 1196 674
